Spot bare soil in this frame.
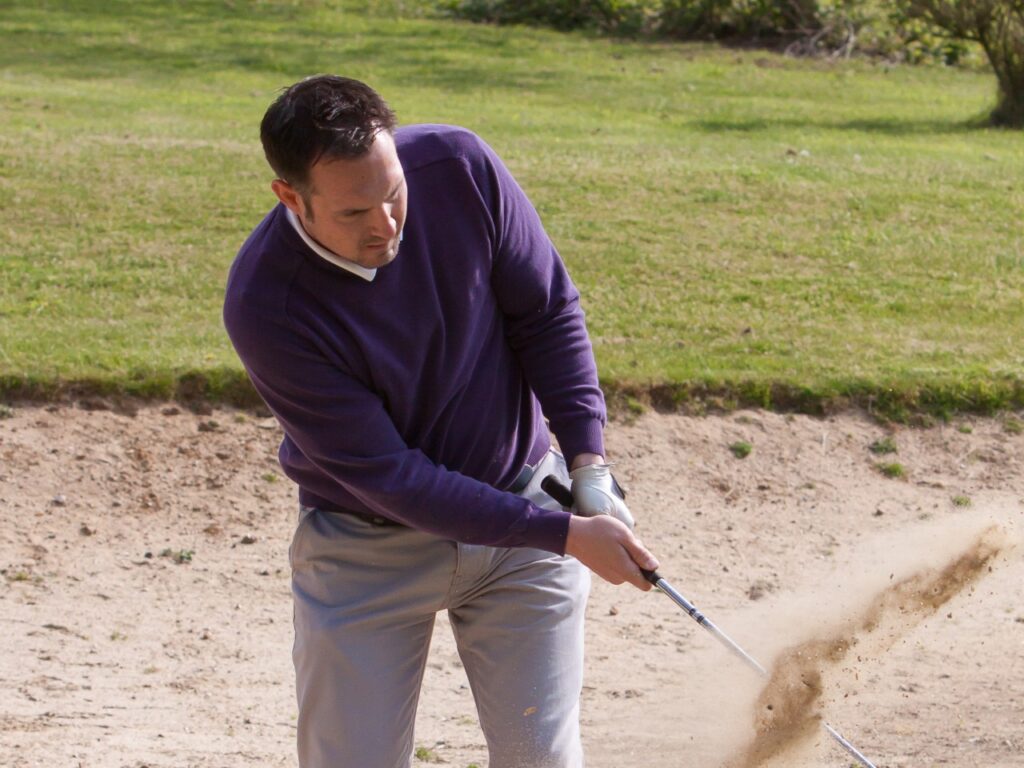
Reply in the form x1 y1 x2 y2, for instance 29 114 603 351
2 403 1022 767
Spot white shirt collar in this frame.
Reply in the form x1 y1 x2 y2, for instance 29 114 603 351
284 206 377 282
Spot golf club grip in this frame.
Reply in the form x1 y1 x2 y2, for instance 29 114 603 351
639 567 662 585
539 474 663 587
540 474 574 509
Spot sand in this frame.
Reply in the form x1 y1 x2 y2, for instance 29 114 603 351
1 402 1022 767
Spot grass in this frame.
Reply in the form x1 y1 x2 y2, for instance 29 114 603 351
729 440 753 458
868 436 898 454
413 746 440 762
159 548 195 564
1 0 1023 414
875 461 905 479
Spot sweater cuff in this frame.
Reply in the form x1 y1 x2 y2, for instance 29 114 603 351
524 506 573 555
556 417 606 467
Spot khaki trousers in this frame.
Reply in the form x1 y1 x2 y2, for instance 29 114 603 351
290 450 590 768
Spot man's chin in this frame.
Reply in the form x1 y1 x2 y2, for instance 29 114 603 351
362 244 399 269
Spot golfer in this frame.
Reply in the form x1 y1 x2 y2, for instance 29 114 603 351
224 74 658 768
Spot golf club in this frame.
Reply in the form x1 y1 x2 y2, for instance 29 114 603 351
541 475 878 768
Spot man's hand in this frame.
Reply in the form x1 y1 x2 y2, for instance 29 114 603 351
569 462 635 529
564 514 659 590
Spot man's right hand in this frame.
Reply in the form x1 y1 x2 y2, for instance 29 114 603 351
564 514 659 591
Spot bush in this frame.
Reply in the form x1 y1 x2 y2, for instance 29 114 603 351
437 0 659 33
438 0 978 64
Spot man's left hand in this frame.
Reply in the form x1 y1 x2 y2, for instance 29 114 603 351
569 462 635 529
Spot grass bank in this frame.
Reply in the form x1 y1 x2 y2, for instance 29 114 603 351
1 0 1022 417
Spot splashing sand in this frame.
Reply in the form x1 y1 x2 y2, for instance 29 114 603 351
727 525 1007 768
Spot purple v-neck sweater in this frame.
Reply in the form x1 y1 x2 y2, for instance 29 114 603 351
223 125 606 554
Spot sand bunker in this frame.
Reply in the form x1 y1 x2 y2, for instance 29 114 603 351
728 525 1008 767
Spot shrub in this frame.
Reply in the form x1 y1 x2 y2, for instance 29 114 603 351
902 1 1024 126
437 0 658 33
438 0 973 63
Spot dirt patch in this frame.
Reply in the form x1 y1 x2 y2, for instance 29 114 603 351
1 403 1022 767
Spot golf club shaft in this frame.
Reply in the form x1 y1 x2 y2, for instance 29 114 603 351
642 571 767 676
645 570 876 768
539 474 877 768
824 723 879 767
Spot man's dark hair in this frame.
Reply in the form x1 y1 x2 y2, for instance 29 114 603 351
260 75 397 193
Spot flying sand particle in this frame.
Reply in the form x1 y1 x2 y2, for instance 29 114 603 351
726 526 1007 767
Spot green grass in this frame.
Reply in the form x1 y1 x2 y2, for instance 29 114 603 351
1 0 1023 414
159 548 194 564
413 745 440 762
868 436 898 454
729 440 752 458
875 461 906 479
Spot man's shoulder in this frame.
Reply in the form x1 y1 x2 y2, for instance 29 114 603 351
395 124 492 172
231 205 297 282
225 205 302 322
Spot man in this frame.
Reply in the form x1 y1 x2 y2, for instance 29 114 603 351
224 74 659 768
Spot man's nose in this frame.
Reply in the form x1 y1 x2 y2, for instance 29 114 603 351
370 203 398 238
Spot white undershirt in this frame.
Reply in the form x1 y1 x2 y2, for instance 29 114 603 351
285 207 377 282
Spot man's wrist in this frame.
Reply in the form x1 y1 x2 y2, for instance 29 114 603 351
570 452 605 471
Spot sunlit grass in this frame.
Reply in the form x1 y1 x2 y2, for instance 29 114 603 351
1 0 1022 414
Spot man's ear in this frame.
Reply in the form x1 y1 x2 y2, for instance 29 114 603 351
271 178 305 217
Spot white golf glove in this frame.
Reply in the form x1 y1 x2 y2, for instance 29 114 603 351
569 463 635 529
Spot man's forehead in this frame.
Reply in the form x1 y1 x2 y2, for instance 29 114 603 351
309 138 403 200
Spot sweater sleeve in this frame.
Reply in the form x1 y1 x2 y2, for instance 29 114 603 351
474 139 607 463
224 292 572 554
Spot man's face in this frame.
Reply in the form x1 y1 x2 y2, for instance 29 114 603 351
273 131 407 269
